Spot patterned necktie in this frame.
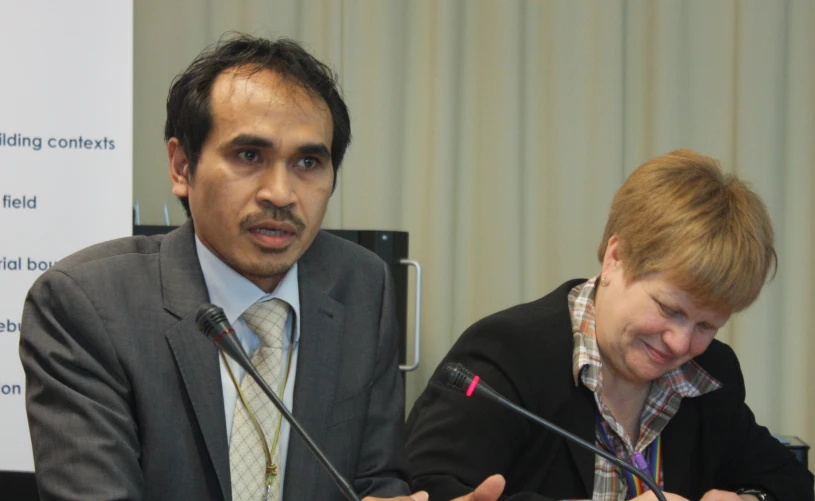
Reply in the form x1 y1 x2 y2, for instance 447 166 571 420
230 298 290 501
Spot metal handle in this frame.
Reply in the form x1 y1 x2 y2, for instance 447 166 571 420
398 259 422 372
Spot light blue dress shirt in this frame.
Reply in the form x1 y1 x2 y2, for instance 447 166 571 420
195 237 300 494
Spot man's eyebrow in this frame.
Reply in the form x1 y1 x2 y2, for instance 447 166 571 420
221 136 330 160
297 143 331 160
223 134 274 149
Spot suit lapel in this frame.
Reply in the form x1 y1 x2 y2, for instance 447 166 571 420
547 310 596 496
563 385 597 496
283 244 345 501
160 221 231 501
660 398 698 494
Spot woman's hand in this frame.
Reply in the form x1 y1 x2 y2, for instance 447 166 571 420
630 489 757 501
699 490 759 501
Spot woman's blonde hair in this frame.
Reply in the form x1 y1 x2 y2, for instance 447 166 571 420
598 149 777 312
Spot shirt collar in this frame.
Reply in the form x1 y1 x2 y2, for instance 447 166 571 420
195 236 301 341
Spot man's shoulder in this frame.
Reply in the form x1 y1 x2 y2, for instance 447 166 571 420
296 231 392 303
51 223 196 278
52 233 165 276
304 230 389 273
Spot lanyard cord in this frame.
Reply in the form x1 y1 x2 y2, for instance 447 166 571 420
595 413 661 499
223 343 295 490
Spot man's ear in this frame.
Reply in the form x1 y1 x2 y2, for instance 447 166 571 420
168 138 190 197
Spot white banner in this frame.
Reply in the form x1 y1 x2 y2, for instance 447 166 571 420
0 1 133 472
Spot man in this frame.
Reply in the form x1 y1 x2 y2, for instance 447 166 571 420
20 34 502 501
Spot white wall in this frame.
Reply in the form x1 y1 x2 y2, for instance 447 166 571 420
0 0 133 472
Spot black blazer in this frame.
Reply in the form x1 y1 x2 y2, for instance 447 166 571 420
406 279 813 501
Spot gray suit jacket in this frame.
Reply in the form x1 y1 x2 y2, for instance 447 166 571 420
20 221 411 501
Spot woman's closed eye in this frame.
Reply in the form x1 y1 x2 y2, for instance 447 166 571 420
657 300 682 318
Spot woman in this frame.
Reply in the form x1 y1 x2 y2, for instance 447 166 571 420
405 150 813 501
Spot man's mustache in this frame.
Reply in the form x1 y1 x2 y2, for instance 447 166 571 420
240 206 306 233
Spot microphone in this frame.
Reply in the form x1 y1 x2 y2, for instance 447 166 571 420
442 363 668 501
195 303 361 501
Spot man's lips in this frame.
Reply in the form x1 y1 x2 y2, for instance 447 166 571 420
247 221 298 235
246 221 298 249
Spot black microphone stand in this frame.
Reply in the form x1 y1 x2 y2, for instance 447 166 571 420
444 363 668 501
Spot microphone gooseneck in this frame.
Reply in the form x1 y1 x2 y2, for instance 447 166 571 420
195 303 362 501
441 362 668 501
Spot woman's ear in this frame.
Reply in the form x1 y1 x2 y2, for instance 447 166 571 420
601 235 623 284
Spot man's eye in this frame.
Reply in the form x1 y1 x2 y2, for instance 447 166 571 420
237 150 261 162
296 156 321 170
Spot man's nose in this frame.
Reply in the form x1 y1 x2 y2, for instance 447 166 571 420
257 163 296 208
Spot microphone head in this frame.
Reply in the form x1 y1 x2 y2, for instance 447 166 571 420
195 303 229 341
442 362 475 392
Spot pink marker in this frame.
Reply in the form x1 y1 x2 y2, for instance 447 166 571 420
466 375 481 397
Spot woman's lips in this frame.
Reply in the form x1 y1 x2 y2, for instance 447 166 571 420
642 341 672 365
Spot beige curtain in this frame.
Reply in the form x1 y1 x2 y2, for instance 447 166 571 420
135 0 815 460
